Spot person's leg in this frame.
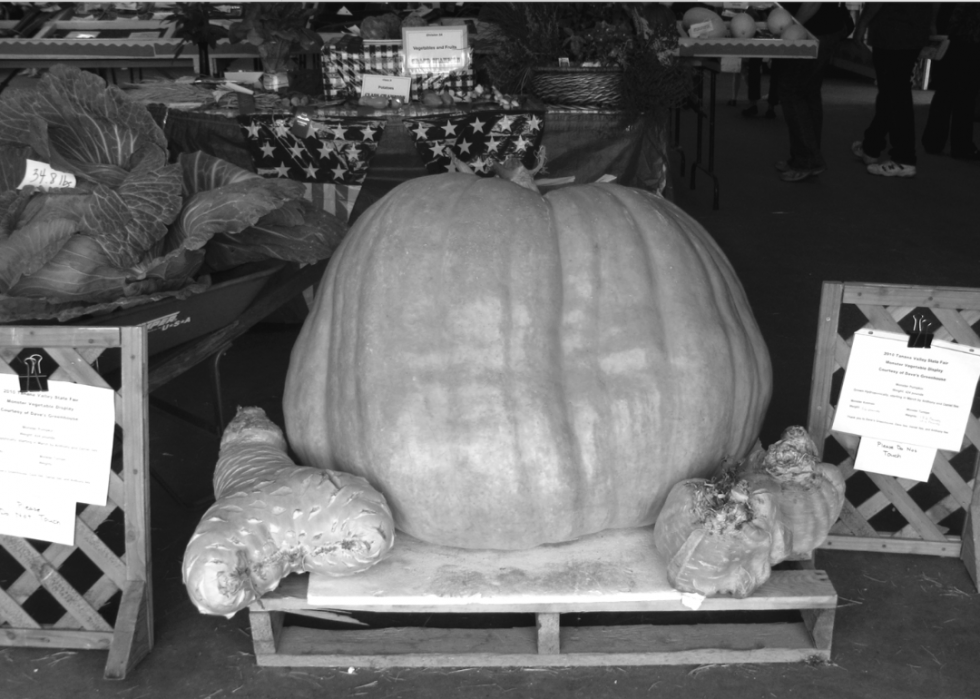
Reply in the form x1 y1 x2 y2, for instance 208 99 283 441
808 30 844 156
861 49 890 158
742 58 761 114
921 41 955 154
949 40 980 157
774 58 821 172
875 47 921 165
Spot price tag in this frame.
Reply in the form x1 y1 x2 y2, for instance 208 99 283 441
18 159 77 191
688 20 720 39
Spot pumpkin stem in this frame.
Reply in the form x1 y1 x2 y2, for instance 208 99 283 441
450 155 476 175
491 147 549 194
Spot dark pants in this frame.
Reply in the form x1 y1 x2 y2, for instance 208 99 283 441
862 47 922 165
772 28 845 170
745 58 777 105
922 37 980 156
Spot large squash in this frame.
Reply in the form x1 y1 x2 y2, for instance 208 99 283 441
284 172 772 550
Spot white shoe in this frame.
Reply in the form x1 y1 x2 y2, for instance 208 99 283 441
867 161 917 178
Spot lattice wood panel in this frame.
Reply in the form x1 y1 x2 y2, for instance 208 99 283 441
0 327 151 679
807 282 980 590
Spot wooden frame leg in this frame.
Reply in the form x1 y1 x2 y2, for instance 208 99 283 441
960 493 980 591
104 581 152 680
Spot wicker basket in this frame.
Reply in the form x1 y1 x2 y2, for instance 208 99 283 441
529 66 624 108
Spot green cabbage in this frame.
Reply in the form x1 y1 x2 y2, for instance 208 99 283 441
0 65 346 324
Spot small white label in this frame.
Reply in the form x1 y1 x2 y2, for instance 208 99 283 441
360 74 413 101
680 592 706 610
18 159 77 191
688 20 718 39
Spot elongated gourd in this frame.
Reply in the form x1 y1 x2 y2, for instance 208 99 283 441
182 407 395 617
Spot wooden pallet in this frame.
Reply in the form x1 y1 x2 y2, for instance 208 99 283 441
0 327 151 680
249 526 836 667
808 282 980 589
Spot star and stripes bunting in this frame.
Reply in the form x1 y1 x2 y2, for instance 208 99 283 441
237 114 385 222
402 111 545 175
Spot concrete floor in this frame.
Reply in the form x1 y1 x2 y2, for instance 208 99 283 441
2 68 980 697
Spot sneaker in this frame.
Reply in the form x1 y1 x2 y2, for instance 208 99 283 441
781 166 825 182
851 140 877 165
774 160 789 172
867 161 916 177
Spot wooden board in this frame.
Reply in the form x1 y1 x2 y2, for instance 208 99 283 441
251 526 837 667
807 282 980 590
0 326 151 680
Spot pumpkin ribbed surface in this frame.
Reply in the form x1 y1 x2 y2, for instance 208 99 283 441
284 173 771 550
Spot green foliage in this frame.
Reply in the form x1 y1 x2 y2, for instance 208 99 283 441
227 3 323 52
165 2 229 58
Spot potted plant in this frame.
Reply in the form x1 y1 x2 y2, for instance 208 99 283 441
228 3 324 92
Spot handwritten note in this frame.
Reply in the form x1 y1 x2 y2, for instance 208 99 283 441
855 438 937 482
0 374 116 506
0 491 75 545
832 329 980 451
18 158 77 191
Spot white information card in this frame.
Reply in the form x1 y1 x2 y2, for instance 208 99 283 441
401 26 469 75
832 329 980 481
0 373 116 511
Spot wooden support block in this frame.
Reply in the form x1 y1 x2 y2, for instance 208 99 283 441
536 613 560 655
250 610 286 657
800 606 835 653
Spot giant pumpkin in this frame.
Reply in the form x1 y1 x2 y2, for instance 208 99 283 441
284 169 772 550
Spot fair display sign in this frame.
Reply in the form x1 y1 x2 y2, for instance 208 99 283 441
832 329 980 480
401 26 469 75
0 373 116 525
360 74 412 102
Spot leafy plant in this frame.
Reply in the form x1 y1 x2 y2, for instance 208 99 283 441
227 3 323 52
165 2 230 60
